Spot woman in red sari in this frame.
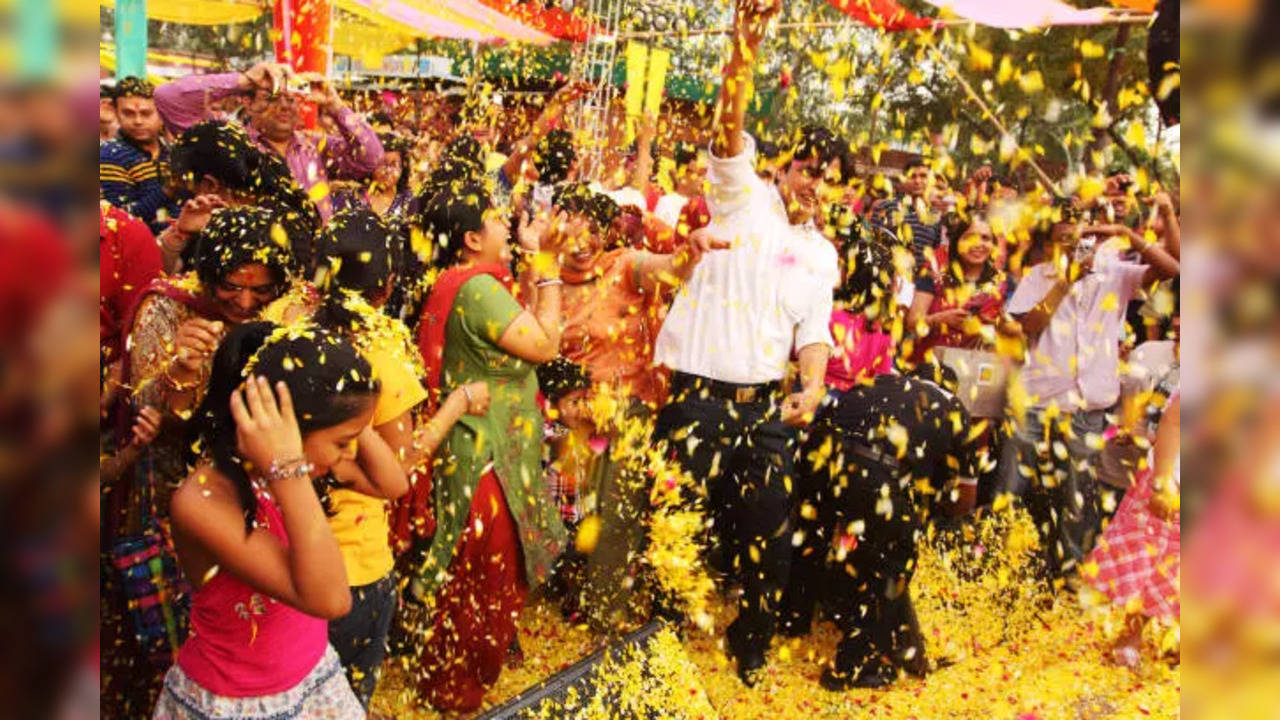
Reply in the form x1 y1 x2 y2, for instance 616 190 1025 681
907 215 1019 363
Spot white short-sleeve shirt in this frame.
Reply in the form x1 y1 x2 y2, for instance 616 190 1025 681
1006 247 1148 411
654 134 836 384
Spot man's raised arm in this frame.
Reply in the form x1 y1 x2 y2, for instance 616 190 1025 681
712 0 779 159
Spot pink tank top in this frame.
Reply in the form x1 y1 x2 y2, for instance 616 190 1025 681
176 487 329 697
826 310 894 392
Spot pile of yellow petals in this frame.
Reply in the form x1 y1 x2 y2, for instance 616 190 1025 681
372 503 1178 719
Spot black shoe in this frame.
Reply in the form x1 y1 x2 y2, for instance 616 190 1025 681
725 627 767 688
820 666 896 691
736 652 767 688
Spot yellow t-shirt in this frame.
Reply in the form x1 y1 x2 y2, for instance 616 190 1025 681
329 327 428 587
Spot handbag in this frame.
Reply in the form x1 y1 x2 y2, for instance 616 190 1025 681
108 453 189 666
934 346 1014 419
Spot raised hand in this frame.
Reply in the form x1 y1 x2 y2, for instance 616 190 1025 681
173 318 226 376
298 72 342 112
517 211 550 255
175 194 227 236
734 0 781 56
230 376 304 477
130 406 164 447
239 61 291 95
931 307 970 330
780 388 822 428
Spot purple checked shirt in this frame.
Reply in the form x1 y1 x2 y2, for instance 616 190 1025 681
154 72 384 219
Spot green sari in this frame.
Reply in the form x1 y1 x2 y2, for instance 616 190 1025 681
419 274 567 596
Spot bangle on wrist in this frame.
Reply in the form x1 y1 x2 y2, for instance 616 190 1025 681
536 278 563 288
265 457 313 483
460 385 474 405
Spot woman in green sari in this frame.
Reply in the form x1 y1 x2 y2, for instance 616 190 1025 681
407 178 568 711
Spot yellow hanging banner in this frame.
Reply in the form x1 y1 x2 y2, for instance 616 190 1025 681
623 41 649 144
644 47 670 118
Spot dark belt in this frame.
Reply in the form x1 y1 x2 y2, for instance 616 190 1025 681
670 371 782 404
848 441 900 472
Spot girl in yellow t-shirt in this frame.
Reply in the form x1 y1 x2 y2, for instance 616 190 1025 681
265 208 489 708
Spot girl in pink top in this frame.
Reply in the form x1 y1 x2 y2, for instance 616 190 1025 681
154 322 401 719
825 236 897 391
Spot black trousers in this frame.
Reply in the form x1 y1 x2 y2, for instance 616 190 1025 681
653 386 794 656
329 572 398 709
782 445 924 677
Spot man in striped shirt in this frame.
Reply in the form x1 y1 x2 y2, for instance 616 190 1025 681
99 77 178 233
870 159 942 264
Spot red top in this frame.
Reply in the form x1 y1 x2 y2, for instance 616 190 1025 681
176 489 328 697
99 204 161 364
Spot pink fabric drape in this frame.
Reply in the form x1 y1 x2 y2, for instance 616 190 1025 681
921 0 1122 28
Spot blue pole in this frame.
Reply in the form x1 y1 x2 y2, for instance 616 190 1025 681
115 0 149 79
17 0 56 80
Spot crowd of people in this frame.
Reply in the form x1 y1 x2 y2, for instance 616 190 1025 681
100 3 1181 717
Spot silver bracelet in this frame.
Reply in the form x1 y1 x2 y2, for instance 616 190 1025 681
460 385 474 405
536 278 564 288
266 457 314 483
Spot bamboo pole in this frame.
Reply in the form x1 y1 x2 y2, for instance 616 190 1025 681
615 13 1153 40
919 34 1063 195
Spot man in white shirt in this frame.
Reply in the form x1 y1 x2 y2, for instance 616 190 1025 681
653 142 707 228
651 0 840 687
1003 220 1179 577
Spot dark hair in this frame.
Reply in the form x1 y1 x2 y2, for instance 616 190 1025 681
672 141 699 169
552 181 595 216
789 124 841 168
534 129 576 185
445 135 485 167
756 138 781 161
193 206 295 291
170 121 262 193
113 76 154 103
588 192 621 231
903 159 929 174
189 322 379 532
907 355 961 395
940 213 998 285
100 83 116 101
538 357 591 403
376 133 412 195
835 237 896 322
837 143 859 187
171 122 321 273
418 180 491 268
313 209 399 332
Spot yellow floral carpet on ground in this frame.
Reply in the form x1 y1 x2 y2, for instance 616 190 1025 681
371 509 1179 719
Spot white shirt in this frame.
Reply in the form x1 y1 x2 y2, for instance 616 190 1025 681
654 134 836 384
594 184 647 211
1005 247 1147 411
653 192 689 228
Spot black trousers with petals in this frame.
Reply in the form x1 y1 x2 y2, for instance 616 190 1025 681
654 389 795 658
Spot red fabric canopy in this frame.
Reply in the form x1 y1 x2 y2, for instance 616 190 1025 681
477 0 596 42
827 0 936 31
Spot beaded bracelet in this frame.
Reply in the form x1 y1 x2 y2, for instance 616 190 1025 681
266 457 314 483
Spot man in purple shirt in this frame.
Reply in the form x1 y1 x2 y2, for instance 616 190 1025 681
1002 219 1179 579
154 61 384 220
